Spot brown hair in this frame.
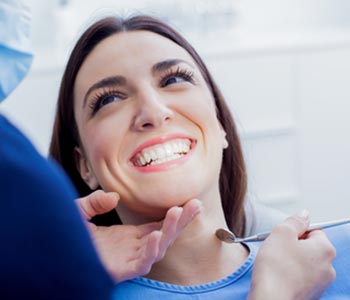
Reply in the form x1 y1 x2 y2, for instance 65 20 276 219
49 15 247 236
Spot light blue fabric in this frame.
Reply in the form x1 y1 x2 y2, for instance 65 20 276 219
113 242 257 300
0 0 33 102
112 224 350 300
322 223 350 299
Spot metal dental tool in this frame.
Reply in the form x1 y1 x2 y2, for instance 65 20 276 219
215 218 350 243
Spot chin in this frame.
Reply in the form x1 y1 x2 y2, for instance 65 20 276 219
138 184 201 207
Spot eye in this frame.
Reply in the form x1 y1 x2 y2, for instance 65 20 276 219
89 90 124 116
160 67 195 88
163 76 187 86
99 95 121 107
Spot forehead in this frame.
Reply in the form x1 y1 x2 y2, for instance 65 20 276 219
76 30 196 84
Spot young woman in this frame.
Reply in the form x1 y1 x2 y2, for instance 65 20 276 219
49 15 349 299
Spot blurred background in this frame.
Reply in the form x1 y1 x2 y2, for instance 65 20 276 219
1 0 350 222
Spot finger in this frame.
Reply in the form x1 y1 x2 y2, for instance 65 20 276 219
155 206 187 261
136 199 201 238
306 228 325 238
282 210 310 238
177 198 201 229
76 190 120 220
157 200 201 253
128 231 162 279
303 230 337 262
161 206 183 238
136 221 162 237
136 200 201 263
304 229 331 245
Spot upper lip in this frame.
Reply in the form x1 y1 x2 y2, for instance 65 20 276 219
129 133 196 161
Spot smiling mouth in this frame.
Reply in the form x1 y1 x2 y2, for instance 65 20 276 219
131 138 193 167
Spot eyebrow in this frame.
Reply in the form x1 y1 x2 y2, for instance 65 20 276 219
83 76 126 108
151 58 194 74
83 59 194 108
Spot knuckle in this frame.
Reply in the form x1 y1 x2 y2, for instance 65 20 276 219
323 266 336 285
316 233 336 260
325 244 336 260
329 267 337 282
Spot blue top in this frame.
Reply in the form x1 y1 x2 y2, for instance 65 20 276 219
0 115 113 300
113 224 350 300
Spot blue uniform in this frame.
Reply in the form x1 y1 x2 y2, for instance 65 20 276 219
0 1 113 298
113 224 350 300
0 115 113 299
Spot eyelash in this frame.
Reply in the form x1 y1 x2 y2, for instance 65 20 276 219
88 88 123 116
160 67 195 87
88 67 195 116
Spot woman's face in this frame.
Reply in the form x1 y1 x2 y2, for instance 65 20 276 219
73 30 228 222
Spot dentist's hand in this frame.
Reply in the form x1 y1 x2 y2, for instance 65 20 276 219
76 190 201 283
248 211 336 300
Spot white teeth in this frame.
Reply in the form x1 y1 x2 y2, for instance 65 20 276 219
183 143 190 153
144 152 151 164
164 144 171 156
150 150 157 161
156 147 166 159
133 138 192 167
149 153 182 166
173 143 179 153
139 156 146 166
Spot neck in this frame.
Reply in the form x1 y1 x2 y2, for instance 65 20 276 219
145 191 248 285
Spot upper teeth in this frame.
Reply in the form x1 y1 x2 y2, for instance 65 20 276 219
133 138 191 167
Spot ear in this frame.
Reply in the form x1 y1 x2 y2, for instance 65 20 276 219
74 147 99 190
221 129 229 149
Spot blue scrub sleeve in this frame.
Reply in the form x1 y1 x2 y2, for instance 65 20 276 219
0 115 113 300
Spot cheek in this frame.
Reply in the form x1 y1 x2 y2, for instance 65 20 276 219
82 121 122 163
180 89 218 123
191 97 222 139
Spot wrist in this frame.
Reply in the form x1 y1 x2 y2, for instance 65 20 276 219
248 279 295 300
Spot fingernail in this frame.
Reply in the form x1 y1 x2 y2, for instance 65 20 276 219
297 209 310 220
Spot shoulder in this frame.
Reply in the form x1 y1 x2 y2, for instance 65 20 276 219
0 115 77 202
0 115 113 299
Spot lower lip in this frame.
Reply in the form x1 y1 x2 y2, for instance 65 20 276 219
131 144 196 173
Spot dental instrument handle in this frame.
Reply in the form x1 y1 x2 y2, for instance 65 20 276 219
235 218 350 243
307 218 350 231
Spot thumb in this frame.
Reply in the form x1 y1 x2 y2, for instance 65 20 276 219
283 209 310 238
76 190 120 220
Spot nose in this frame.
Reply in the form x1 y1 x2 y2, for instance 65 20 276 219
132 89 174 131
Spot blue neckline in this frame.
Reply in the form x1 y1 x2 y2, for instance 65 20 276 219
129 242 259 293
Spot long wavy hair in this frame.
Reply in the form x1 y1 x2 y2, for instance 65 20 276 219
49 15 247 236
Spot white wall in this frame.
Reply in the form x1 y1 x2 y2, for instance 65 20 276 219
203 39 350 221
